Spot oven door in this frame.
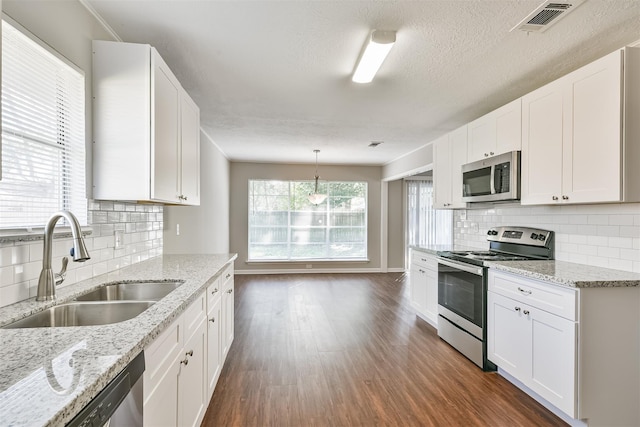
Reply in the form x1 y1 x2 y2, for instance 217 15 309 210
437 258 484 338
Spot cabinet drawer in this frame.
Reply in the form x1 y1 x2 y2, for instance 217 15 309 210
488 271 577 320
145 316 182 396
183 292 206 342
411 251 437 270
206 277 222 309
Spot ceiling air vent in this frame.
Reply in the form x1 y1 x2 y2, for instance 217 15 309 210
511 0 584 33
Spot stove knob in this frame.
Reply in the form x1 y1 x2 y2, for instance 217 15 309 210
492 230 499 236
538 234 546 241
487 230 493 235
530 233 538 240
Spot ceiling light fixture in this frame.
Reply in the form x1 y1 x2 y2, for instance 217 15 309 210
352 30 396 84
308 149 327 205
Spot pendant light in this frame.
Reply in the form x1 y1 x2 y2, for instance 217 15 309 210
308 149 327 205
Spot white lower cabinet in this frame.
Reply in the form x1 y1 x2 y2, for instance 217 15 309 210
409 250 438 328
488 270 640 426
488 291 576 416
144 262 236 427
206 278 222 399
221 264 235 359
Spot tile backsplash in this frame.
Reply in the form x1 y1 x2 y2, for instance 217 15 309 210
454 203 640 273
0 201 163 307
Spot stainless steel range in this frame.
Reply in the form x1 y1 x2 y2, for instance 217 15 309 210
436 226 554 371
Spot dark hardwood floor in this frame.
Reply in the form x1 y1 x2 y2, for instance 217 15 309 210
202 273 566 427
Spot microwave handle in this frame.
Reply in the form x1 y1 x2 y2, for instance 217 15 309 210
490 165 496 195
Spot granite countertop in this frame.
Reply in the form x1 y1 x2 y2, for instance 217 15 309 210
487 260 640 288
409 244 477 256
0 253 237 427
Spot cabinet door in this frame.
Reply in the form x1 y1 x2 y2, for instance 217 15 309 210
180 91 200 205
495 98 522 155
424 267 438 326
487 292 530 380
143 353 180 427
521 79 564 205
178 317 207 427
529 307 577 417
449 125 468 208
562 50 622 204
207 296 222 399
467 113 495 162
151 49 181 203
222 278 235 358
409 265 428 313
433 134 452 209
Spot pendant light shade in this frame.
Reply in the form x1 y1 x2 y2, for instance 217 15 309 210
308 149 327 205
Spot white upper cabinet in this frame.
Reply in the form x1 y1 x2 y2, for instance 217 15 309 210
434 125 468 209
93 40 200 205
522 47 640 205
467 99 522 163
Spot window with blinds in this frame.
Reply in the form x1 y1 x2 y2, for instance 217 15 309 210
0 18 86 229
406 179 452 251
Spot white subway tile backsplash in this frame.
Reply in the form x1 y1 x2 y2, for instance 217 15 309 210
455 203 640 274
0 201 163 307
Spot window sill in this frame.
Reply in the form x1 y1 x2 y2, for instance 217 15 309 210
0 226 93 244
246 258 370 264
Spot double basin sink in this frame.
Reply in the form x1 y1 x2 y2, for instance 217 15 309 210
4 281 184 329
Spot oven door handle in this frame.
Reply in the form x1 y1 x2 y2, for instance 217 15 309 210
437 258 483 276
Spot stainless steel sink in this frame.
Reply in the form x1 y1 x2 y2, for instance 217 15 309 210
3 301 155 329
75 281 184 302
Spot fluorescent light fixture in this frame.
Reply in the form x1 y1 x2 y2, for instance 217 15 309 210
352 30 396 84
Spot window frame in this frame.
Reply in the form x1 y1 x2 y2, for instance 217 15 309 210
247 179 369 262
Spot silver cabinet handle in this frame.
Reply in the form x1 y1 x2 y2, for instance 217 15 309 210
489 151 494 155
517 287 532 295
180 358 189 366
484 153 489 157
226 273 231 279
523 310 530 315
227 289 233 294
420 258 426 262
515 306 521 312
209 317 215 323
186 350 193 357
562 195 569 200
211 288 219 294
552 196 558 201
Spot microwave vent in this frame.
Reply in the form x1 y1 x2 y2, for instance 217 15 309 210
511 0 584 33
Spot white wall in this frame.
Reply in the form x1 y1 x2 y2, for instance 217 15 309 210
164 133 230 254
382 142 433 181
387 180 405 269
454 203 640 273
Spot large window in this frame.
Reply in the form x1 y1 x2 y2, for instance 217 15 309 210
248 180 367 261
0 19 86 229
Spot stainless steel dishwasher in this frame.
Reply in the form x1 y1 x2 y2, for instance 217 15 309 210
66 352 145 427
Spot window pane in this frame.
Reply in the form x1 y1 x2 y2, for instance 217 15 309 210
248 179 367 261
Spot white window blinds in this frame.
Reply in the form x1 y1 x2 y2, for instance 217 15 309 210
0 19 87 229
406 179 452 249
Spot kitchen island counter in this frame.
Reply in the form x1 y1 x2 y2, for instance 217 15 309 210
487 260 640 288
0 253 237 427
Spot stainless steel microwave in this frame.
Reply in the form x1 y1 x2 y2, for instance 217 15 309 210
461 151 520 203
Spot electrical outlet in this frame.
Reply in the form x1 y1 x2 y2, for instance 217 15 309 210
114 230 124 249
176 223 180 236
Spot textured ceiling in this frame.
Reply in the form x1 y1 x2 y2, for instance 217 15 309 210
85 0 640 166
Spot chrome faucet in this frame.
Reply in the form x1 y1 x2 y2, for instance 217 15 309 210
36 211 91 301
